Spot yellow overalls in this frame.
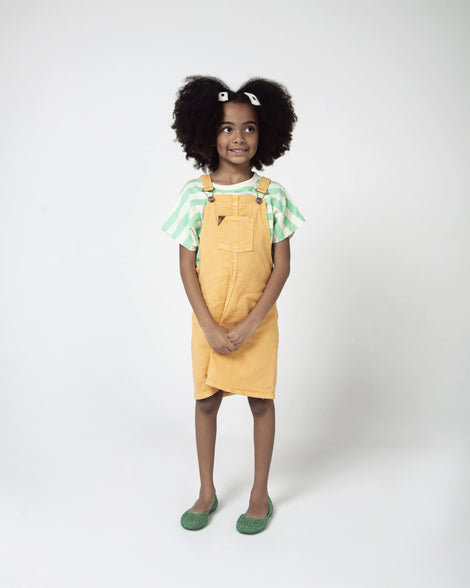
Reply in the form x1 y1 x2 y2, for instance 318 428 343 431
191 175 279 400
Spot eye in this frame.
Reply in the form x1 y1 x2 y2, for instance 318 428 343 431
220 126 232 133
245 126 256 133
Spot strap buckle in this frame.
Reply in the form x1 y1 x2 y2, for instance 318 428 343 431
200 174 215 203
255 176 271 204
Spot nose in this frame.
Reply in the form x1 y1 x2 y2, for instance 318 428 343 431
232 129 245 143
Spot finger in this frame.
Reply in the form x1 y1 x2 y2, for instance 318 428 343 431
226 340 238 352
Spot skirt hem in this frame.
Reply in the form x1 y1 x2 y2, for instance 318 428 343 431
194 379 275 400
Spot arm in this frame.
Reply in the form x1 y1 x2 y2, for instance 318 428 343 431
179 245 238 355
227 238 291 347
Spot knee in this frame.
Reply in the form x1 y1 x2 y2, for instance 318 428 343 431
196 391 223 415
248 397 273 418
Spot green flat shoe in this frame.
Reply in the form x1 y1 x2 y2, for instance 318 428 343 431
236 497 273 534
180 495 218 531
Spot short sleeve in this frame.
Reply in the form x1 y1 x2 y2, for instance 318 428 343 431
162 180 207 251
268 184 305 243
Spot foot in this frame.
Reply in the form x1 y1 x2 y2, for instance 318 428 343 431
187 491 217 513
181 494 218 531
244 494 270 519
237 496 273 534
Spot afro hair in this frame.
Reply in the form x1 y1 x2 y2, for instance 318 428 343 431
172 75 297 172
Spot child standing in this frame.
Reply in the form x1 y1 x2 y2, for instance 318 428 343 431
162 76 304 533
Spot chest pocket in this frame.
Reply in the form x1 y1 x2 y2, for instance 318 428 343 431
217 215 254 253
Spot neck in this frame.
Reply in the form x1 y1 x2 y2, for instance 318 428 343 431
211 164 253 185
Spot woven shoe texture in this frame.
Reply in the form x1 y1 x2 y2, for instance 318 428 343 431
236 497 273 534
180 495 218 530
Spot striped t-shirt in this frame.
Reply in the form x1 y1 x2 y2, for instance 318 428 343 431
162 173 305 261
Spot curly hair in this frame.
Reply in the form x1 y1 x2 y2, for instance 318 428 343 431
172 75 297 172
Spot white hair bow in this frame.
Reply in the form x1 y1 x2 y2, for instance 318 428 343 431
217 91 261 106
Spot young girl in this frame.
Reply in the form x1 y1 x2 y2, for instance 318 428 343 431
162 76 304 534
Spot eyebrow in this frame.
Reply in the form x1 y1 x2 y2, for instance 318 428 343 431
219 120 258 125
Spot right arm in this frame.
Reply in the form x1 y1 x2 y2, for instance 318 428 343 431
179 245 238 355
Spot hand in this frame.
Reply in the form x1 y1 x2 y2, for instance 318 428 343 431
227 319 257 348
203 323 239 355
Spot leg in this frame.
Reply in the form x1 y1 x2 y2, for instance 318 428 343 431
245 397 275 518
188 390 223 512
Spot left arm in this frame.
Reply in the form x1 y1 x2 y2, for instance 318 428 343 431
227 238 291 347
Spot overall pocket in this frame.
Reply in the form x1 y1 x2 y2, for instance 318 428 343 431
217 216 254 253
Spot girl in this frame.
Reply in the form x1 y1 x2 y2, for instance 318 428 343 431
162 76 304 534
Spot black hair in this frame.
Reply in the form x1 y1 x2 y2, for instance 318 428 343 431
172 75 297 172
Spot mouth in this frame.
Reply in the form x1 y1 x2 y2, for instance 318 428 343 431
229 148 248 154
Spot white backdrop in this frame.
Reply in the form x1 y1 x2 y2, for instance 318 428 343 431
1 1 469 587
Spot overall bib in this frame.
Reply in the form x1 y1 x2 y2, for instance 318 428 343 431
191 175 279 400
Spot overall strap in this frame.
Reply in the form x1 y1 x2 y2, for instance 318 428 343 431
200 174 215 202
256 176 271 204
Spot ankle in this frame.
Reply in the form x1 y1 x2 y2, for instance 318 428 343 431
199 486 216 500
250 488 269 502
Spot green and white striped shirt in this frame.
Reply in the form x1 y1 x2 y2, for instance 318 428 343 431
162 173 305 261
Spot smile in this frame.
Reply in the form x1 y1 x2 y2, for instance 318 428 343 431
229 148 248 153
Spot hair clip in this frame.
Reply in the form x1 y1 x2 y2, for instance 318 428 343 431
218 91 261 106
244 92 261 106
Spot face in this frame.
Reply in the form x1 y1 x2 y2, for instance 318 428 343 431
216 102 259 169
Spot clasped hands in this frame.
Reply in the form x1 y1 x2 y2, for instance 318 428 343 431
203 319 257 355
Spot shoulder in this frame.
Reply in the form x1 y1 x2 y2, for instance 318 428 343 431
178 177 205 199
263 177 305 240
262 177 290 205
170 177 210 211
264 178 288 196
162 177 207 231
251 173 288 197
